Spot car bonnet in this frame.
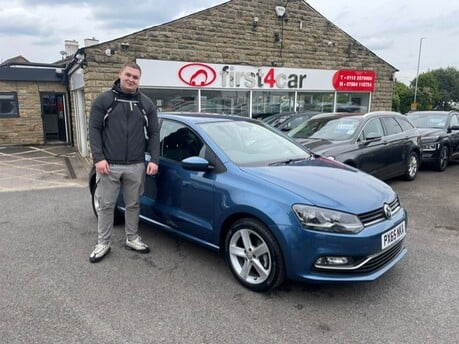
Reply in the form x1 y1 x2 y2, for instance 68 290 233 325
241 158 395 214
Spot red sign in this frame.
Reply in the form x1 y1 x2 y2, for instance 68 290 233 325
332 70 376 92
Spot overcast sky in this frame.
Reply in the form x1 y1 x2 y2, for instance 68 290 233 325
1 0 458 85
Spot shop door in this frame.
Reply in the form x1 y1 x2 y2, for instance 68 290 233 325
41 93 68 142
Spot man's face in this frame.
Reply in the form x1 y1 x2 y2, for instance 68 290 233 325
119 66 141 93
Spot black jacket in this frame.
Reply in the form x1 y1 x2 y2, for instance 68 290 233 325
89 79 160 165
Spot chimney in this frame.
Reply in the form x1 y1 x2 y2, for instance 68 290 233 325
84 37 99 47
64 40 79 56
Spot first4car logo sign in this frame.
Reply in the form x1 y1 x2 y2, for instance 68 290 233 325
178 63 217 87
179 63 308 89
137 59 376 92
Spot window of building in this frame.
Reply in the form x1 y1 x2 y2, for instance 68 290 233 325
141 88 372 118
336 92 370 113
296 92 334 113
142 88 198 112
0 92 19 118
252 91 295 119
201 90 250 116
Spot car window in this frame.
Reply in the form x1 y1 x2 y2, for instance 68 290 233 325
396 117 415 131
160 120 204 162
200 120 309 166
408 113 447 128
381 117 403 135
450 114 459 127
289 118 327 139
358 118 384 141
281 114 313 130
310 118 360 141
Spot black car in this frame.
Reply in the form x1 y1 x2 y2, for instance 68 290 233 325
263 111 319 132
406 111 459 171
289 111 422 181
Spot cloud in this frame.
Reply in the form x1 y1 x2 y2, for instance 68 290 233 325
0 7 53 36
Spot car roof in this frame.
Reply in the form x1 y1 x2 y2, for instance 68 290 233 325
158 111 257 125
308 112 365 121
407 111 452 116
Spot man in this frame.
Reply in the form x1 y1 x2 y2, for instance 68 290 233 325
88 61 160 263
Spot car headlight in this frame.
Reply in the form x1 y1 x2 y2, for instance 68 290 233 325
293 204 363 234
422 143 439 151
421 136 439 143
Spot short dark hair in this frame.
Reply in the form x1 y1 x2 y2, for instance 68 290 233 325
120 61 141 74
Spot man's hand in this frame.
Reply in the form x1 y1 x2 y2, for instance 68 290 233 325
146 162 158 176
95 160 110 175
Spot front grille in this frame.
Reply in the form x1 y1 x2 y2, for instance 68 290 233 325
358 197 401 227
352 240 405 274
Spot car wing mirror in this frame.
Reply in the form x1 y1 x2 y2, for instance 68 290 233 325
365 132 382 143
449 125 459 131
181 156 213 171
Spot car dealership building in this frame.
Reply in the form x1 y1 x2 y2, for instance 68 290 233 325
1 0 397 158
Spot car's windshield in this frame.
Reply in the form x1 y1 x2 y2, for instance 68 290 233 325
408 113 447 128
309 118 361 141
289 118 329 139
199 120 310 166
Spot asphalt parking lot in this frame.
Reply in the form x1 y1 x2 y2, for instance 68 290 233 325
0 145 458 343
0 144 89 192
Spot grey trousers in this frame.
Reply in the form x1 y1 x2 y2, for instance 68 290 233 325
95 163 145 245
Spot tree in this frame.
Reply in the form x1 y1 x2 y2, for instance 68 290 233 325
411 73 440 110
392 67 459 112
430 67 459 109
392 81 412 113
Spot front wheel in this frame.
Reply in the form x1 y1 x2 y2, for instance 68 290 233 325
434 145 449 171
404 151 419 181
224 218 285 292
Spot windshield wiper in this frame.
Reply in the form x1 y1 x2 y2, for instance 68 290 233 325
268 157 309 166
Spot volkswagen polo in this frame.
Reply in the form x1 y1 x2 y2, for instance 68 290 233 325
90 113 407 292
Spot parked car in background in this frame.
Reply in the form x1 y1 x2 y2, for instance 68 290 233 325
288 112 359 139
90 113 407 292
406 111 459 171
290 111 422 181
263 111 319 132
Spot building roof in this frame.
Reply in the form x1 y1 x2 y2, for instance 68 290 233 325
0 55 30 66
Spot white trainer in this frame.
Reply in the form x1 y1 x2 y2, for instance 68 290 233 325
89 243 110 263
125 237 150 253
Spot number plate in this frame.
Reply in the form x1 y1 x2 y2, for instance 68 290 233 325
381 221 406 250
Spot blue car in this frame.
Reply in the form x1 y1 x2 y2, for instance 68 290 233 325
90 113 407 292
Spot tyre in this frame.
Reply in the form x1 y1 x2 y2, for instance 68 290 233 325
434 145 449 171
404 151 419 181
224 218 285 292
90 181 124 225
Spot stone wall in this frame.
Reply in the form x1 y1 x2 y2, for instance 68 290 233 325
80 0 397 115
0 81 67 145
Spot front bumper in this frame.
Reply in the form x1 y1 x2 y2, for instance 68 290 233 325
280 208 407 283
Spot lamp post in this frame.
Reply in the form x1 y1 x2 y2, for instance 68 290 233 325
413 37 425 107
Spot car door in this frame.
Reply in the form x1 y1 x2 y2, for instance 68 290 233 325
354 118 387 176
379 116 407 177
140 119 216 243
448 113 459 158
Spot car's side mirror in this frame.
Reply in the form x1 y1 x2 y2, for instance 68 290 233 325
181 156 213 171
449 125 459 131
365 132 382 143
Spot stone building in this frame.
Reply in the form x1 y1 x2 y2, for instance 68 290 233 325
2 0 398 153
0 60 68 145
